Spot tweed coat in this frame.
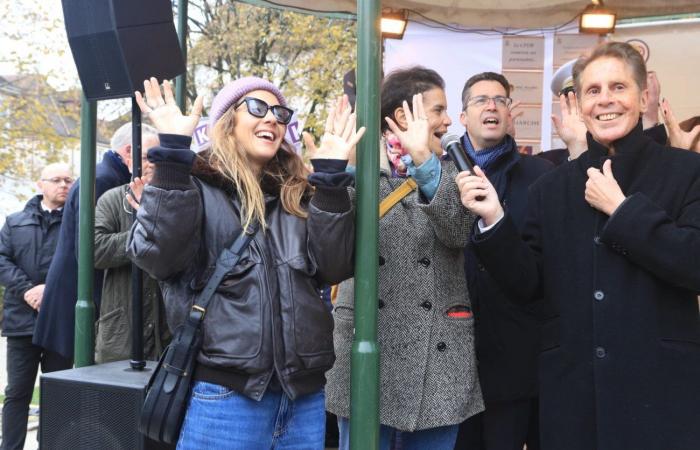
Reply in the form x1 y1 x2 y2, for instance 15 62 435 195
474 123 700 450
325 161 484 432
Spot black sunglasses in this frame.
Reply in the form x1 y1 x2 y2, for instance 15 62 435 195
235 97 294 125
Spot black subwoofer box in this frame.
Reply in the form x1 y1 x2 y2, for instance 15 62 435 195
40 360 174 450
61 0 185 100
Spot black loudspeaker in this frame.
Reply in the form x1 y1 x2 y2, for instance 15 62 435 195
40 360 175 450
61 0 185 100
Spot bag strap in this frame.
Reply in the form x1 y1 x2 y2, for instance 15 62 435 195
189 221 259 324
379 177 417 219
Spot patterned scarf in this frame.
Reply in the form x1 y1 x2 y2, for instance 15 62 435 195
384 131 409 177
461 132 514 172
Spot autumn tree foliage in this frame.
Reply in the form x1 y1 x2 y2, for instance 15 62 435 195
0 2 80 180
186 0 357 137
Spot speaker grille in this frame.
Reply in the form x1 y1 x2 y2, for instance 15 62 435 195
42 378 142 450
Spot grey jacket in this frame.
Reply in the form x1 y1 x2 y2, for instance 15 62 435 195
94 184 170 364
325 162 484 431
0 195 62 336
127 134 354 401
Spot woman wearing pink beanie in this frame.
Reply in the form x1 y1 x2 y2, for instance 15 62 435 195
130 76 364 449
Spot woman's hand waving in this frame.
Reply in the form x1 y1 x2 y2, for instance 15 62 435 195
304 95 366 161
135 77 204 137
384 93 432 166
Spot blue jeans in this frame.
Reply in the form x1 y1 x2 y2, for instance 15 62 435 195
177 381 325 450
337 416 458 450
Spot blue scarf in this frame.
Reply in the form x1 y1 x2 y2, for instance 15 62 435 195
461 132 514 171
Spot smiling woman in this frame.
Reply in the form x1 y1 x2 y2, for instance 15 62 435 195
128 76 365 449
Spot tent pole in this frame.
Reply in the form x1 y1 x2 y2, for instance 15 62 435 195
350 0 381 448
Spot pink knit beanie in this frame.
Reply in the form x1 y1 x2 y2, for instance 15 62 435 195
208 76 287 128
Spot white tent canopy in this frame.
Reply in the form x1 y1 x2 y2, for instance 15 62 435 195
244 0 700 28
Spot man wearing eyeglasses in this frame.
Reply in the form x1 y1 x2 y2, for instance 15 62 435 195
33 123 159 366
454 73 552 450
0 163 73 450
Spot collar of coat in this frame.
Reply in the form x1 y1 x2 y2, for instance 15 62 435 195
579 120 649 169
578 120 654 192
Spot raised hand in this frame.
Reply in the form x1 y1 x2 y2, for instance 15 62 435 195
126 177 147 211
642 71 661 129
135 77 204 137
551 92 587 159
506 100 524 138
304 96 366 161
661 98 700 152
585 159 626 216
384 93 432 166
455 166 504 226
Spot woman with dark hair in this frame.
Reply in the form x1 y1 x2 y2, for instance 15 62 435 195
128 76 364 449
324 66 483 450
458 41 700 450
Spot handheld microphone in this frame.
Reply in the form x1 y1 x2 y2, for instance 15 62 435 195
440 133 484 200
440 133 476 174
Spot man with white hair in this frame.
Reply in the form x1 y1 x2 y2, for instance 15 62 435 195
33 123 159 364
0 163 73 450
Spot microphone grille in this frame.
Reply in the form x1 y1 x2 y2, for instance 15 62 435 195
440 133 461 150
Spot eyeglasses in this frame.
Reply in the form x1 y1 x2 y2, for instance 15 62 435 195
466 95 513 108
42 177 74 185
235 97 294 125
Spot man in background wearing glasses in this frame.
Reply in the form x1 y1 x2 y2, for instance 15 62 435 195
0 163 73 450
454 72 552 450
33 123 159 368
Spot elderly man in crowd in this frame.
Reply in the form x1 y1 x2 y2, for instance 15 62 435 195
94 142 169 364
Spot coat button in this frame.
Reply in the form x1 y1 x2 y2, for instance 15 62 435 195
477 263 486 272
379 255 385 266
378 299 385 309
437 342 447 352
418 257 431 267
421 301 432 311
595 346 606 358
593 236 601 245
593 290 605 301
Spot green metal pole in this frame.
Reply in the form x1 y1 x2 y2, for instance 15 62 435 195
175 0 188 111
74 94 97 368
350 0 381 449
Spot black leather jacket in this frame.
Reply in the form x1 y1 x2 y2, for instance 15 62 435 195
128 134 354 401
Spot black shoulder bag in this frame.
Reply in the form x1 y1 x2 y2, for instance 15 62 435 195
138 222 259 445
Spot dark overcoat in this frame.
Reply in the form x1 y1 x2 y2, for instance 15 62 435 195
474 123 700 450
33 151 130 359
463 140 553 402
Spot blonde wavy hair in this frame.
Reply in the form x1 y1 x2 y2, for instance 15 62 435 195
208 106 311 231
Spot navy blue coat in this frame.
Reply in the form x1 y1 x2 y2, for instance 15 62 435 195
0 196 62 336
464 138 553 402
474 123 700 450
33 151 130 359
